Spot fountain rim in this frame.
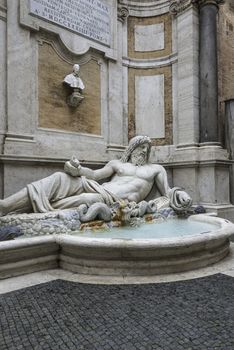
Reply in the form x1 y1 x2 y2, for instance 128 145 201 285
56 214 234 248
0 214 233 279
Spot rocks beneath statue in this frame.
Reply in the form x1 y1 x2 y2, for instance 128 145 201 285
0 204 178 238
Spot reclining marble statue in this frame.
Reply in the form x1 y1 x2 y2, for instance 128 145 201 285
0 136 192 219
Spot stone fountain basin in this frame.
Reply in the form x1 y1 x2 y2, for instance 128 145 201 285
0 214 233 279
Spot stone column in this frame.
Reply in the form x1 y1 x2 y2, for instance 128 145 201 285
198 0 223 143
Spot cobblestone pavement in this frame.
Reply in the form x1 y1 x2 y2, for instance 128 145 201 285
0 273 234 350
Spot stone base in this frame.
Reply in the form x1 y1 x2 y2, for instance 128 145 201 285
0 236 59 279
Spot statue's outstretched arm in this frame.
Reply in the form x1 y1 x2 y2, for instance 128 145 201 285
64 156 115 181
154 166 171 197
154 165 192 209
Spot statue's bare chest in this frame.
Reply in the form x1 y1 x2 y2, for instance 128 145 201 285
115 163 155 180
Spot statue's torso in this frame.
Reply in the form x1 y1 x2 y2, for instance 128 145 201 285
102 161 160 202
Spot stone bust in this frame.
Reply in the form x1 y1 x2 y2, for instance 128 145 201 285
64 64 85 92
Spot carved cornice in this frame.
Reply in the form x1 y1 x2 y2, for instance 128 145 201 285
198 0 224 8
117 5 129 22
169 0 223 15
169 0 197 15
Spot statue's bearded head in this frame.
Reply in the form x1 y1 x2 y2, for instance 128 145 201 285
121 136 151 166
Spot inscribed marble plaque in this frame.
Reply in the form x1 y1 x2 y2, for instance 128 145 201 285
29 0 111 46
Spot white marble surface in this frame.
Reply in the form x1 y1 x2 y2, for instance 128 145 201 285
134 23 164 52
135 74 165 138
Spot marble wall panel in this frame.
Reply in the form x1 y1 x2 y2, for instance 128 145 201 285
135 74 165 138
128 13 172 59
134 23 164 52
128 66 172 145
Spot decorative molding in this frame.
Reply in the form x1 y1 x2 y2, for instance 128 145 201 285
169 0 197 15
106 144 126 152
118 0 170 17
169 0 224 15
36 32 103 66
198 0 224 8
5 133 35 143
0 154 106 167
123 53 178 69
117 5 129 22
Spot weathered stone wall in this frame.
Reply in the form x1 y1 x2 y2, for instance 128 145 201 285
38 43 101 135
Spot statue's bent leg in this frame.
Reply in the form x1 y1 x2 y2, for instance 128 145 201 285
27 172 84 213
0 171 83 216
0 188 32 216
52 193 104 209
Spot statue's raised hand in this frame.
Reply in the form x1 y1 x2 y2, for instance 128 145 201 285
64 156 82 177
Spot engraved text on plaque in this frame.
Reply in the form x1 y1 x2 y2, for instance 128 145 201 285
30 0 111 46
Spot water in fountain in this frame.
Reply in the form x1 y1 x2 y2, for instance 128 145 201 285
72 217 219 240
